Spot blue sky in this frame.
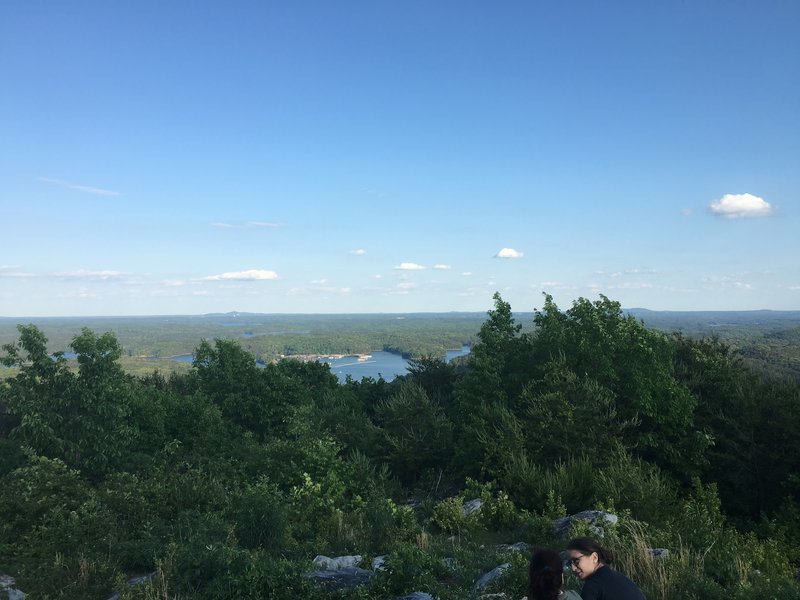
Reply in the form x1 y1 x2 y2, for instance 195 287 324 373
1 1 798 316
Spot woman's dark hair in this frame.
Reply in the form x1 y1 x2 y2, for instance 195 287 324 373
527 548 564 600
566 536 613 565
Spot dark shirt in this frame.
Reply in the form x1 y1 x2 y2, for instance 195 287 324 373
581 565 645 600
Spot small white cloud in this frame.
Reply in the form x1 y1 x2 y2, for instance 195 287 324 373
349 249 367 255
311 278 328 284
40 176 120 197
204 269 278 281
626 268 656 275
433 264 452 270
607 282 654 290
701 275 754 290
0 266 35 278
58 269 126 280
397 282 417 290
494 247 524 259
681 208 693 217
373 274 383 279
462 272 472 276
709 193 773 219
394 262 426 270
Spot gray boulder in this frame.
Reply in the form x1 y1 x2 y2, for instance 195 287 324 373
463 498 483 516
553 510 618 539
495 541 530 554
0 574 25 600
474 563 510 592
398 593 435 600
649 548 669 558
312 554 362 570
303 566 375 590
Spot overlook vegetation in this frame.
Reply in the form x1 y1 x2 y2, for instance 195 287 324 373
1 294 800 599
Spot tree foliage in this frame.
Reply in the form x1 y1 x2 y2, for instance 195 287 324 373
1 296 799 599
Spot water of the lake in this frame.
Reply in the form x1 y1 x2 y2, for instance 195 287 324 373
321 345 470 383
40 346 471 383
162 346 471 383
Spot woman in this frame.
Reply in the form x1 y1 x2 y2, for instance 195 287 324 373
566 537 645 600
527 548 581 600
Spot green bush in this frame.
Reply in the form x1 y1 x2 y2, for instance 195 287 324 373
228 478 290 553
378 542 444 596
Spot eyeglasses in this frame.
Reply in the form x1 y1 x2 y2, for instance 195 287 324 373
567 554 586 567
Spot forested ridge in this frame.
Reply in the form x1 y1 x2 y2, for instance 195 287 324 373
1 294 800 599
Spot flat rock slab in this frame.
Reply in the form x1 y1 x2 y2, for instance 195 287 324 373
304 567 376 590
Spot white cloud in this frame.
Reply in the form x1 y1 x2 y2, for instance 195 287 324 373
349 249 367 255
394 262 426 270
433 264 452 270
709 193 773 219
397 282 417 290
311 278 328 284
212 221 281 229
626 268 656 275
204 269 278 281
494 247 524 259
462 272 472 276
58 269 126 280
701 275 754 290
0 266 35 278
681 208 693 217
40 176 119 197
607 282 655 290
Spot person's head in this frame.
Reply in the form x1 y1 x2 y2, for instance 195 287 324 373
565 537 612 580
528 548 565 600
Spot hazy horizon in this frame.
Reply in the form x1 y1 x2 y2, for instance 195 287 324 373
3 305 800 321
2 3 798 316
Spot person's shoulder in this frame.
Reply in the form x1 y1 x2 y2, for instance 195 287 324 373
562 590 582 600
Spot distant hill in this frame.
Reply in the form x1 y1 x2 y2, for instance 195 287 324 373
625 309 800 381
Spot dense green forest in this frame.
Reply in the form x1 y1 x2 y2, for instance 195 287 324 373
3 308 799 382
2 295 800 599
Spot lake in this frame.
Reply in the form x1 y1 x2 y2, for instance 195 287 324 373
164 346 471 382
322 345 471 383
40 346 472 383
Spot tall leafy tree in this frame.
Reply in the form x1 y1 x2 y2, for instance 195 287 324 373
530 295 709 476
1 326 135 478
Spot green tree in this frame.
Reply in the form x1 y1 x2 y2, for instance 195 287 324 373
376 381 454 485
1 326 135 477
531 295 708 476
193 339 309 440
